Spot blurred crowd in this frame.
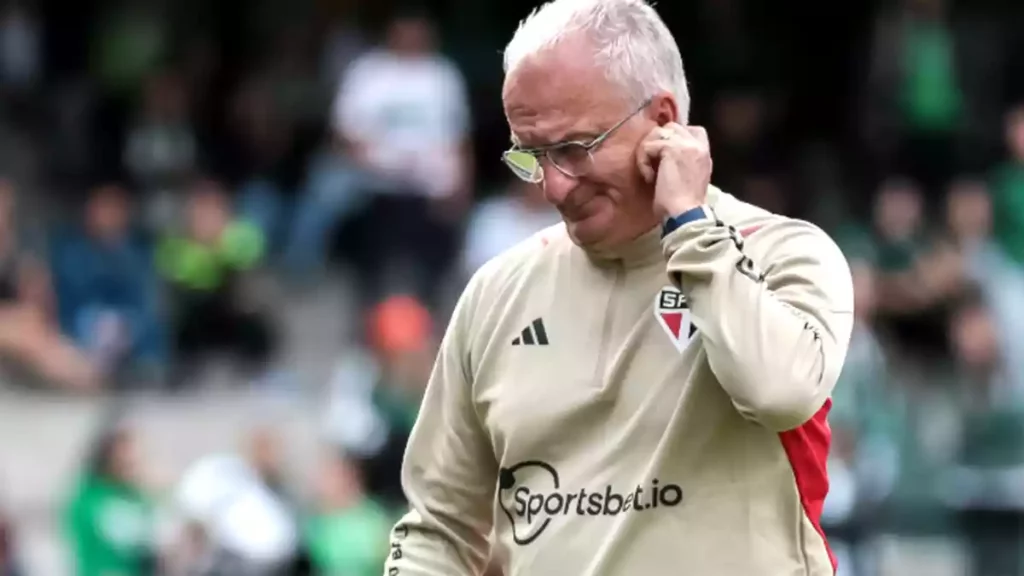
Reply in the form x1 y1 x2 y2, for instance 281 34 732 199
56 424 399 576
1 0 1024 573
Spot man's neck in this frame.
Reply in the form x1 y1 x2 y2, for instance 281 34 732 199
579 217 664 269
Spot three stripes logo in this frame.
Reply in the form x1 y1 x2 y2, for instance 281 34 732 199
512 318 549 346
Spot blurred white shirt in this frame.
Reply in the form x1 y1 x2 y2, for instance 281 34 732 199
174 454 298 565
322 348 389 458
333 49 470 199
462 194 561 276
965 242 1024 403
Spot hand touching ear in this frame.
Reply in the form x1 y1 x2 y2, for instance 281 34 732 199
637 123 712 218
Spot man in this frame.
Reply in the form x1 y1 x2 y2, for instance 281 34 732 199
284 10 471 311
385 0 854 574
173 453 304 575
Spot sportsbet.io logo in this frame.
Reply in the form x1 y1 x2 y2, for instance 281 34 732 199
497 460 683 545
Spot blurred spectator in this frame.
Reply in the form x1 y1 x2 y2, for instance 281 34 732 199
243 425 309 572
264 25 325 135
863 0 1001 196
824 261 901 576
156 179 276 388
89 0 169 175
708 91 783 195
929 178 1024 394
989 104 1024 266
870 177 925 304
0 179 100 390
90 0 167 100
247 427 292 502
461 178 559 278
284 10 472 312
324 295 433 508
361 295 433 506
943 288 1024 576
51 183 165 384
228 77 304 251
0 0 40 119
123 70 198 231
873 177 928 279
318 1 368 92
63 427 156 576
303 452 390 576
871 176 951 357
321 347 389 469
171 452 303 576
866 0 964 193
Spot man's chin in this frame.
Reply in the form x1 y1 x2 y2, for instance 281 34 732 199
564 216 612 250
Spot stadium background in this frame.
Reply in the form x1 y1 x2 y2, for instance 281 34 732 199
1 0 1024 573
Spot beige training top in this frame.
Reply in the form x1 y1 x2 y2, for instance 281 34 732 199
384 187 854 576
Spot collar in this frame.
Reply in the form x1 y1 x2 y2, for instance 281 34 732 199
583 224 665 269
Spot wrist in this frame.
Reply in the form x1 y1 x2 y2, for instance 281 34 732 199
662 205 709 236
661 197 703 219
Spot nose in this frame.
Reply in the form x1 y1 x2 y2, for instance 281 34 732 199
540 162 577 205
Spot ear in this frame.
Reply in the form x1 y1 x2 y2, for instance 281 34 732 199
649 92 679 126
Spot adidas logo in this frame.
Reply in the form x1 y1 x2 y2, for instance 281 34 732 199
511 318 549 346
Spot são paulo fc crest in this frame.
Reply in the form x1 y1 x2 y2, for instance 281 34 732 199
655 286 696 352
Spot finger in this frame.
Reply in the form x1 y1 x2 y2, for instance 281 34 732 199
644 125 672 144
645 135 705 159
665 124 709 150
636 138 661 183
638 138 676 183
665 122 689 136
647 139 683 188
639 138 681 184
641 138 674 161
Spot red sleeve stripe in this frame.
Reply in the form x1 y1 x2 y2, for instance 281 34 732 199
777 399 837 574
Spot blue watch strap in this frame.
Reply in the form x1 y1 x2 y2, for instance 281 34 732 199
662 206 708 236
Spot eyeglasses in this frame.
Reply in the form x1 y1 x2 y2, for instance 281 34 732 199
502 97 653 183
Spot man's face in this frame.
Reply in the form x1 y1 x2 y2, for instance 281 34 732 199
387 17 435 55
502 41 667 250
108 432 141 485
87 186 130 241
187 186 230 244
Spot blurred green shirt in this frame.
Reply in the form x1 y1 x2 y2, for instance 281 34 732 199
990 162 1024 266
63 475 153 576
901 20 962 133
156 220 264 292
372 382 421 437
305 498 393 576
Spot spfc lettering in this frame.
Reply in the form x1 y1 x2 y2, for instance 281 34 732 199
658 289 687 311
655 286 697 353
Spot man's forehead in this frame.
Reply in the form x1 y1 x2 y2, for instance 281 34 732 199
505 99 592 147
503 55 622 146
504 44 607 102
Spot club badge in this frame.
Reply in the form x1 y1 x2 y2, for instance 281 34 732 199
655 286 696 352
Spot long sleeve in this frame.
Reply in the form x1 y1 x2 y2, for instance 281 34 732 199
661 205 855 432
384 274 498 575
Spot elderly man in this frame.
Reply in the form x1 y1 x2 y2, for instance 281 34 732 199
384 0 853 574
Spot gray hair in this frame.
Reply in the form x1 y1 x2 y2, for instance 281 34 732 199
503 0 690 123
